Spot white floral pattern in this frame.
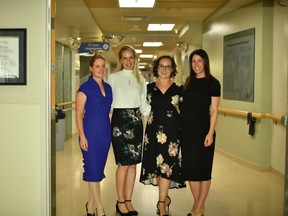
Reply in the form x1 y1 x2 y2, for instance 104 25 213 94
157 131 167 144
140 82 185 188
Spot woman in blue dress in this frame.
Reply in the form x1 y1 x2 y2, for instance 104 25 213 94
75 55 112 216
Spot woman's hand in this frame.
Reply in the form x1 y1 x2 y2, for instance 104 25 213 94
204 132 214 147
79 136 88 151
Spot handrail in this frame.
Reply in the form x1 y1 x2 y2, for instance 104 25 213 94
56 101 284 124
56 101 75 107
218 107 282 123
56 101 75 113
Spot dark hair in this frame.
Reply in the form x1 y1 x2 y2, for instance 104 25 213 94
184 49 212 90
152 55 178 78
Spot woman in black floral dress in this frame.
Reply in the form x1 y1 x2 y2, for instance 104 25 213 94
140 55 185 216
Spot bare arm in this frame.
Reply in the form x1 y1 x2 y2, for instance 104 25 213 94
75 91 88 151
204 96 220 147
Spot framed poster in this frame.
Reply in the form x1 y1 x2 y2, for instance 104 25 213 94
0 28 27 85
223 28 255 102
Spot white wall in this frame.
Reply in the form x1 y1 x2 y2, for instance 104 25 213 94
0 0 50 215
203 1 287 174
271 1 288 173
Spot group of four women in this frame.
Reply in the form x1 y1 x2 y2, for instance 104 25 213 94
75 45 221 216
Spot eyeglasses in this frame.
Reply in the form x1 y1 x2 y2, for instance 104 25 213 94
158 64 172 71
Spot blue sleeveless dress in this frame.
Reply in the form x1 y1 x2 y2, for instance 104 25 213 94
77 77 112 182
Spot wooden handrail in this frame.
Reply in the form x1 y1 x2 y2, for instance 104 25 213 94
218 107 282 123
56 101 75 113
56 101 75 107
56 101 284 124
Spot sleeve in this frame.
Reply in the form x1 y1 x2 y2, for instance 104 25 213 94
77 82 88 96
139 77 151 116
211 78 221 97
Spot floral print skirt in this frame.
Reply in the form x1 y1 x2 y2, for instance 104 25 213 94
111 108 143 166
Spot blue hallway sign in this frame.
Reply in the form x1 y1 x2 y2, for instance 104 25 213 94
79 42 110 52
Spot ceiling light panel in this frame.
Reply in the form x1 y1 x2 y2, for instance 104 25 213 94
143 42 163 47
118 0 155 8
140 54 154 58
148 24 175 31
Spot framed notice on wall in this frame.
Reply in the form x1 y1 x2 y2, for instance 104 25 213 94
223 28 255 102
0 29 27 85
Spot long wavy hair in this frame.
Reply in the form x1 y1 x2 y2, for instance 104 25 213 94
116 45 142 84
152 55 178 78
184 49 212 90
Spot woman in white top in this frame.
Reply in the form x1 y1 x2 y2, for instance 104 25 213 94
108 45 150 216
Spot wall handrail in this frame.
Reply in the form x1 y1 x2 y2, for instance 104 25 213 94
55 102 285 125
56 101 75 107
56 101 75 112
218 107 282 123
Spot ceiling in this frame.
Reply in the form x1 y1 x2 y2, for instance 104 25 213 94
55 0 259 68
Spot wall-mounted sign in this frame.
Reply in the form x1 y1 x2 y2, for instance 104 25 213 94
223 28 255 102
0 28 26 85
78 42 110 53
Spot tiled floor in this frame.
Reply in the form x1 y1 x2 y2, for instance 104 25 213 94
56 134 284 216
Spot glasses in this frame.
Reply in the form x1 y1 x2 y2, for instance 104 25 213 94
158 64 172 71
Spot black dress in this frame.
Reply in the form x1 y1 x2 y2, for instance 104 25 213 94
180 76 221 181
140 82 185 188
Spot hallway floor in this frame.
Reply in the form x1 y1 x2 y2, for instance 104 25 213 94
56 134 284 216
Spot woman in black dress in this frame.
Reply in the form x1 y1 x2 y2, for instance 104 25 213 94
180 49 221 216
140 56 185 216
108 45 150 216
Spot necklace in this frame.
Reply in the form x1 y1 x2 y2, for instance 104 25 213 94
122 71 133 85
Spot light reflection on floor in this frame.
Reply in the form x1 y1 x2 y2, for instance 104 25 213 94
56 134 284 216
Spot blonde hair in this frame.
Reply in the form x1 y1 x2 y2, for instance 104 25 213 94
116 45 142 84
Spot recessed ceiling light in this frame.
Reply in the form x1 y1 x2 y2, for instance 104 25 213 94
135 49 143 53
122 16 149 21
118 0 155 8
140 54 154 58
143 42 163 47
148 24 175 31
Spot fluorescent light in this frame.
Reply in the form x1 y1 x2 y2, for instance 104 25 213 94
139 65 146 69
139 62 148 65
119 0 155 8
140 54 154 58
143 42 163 47
135 49 143 53
122 16 149 21
148 24 175 31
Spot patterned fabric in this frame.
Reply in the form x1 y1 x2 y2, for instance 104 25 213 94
111 108 143 165
140 82 185 188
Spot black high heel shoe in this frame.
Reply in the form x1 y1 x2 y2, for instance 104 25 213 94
85 202 95 216
96 208 106 216
166 196 171 211
156 201 169 216
157 196 171 214
116 201 131 216
125 200 138 215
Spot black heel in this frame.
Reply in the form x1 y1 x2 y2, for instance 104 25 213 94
157 201 169 216
96 208 106 216
125 200 138 215
116 201 130 216
85 202 95 216
166 196 171 211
